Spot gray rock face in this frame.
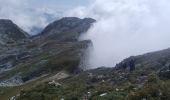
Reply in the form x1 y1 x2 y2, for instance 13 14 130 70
116 56 136 72
0 49 32 74
0 75 23 87
0 19 29 44
0 55 17 71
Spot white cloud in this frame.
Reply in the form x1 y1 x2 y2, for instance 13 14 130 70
67 0 170 68
0 0 91 35
0 0 61 35
1 0 170 68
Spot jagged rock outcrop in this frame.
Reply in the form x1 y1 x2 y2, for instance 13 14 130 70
116 48 170 77
116 56 136 72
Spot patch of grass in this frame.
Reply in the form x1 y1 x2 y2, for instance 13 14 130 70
127 75 170 100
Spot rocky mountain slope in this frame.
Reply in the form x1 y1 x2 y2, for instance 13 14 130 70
0 19 29 45
34 17 95 42
116 48 170 79
0 17 95 88
16 48 170 100
0 17 170 100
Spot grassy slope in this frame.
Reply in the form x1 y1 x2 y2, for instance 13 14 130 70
0 71 68 100
16 66 170 100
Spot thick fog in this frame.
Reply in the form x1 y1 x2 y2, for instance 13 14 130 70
1 0 170 68
67 0 170 68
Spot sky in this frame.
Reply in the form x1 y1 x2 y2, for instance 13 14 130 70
29 0 90 11
1 0 170 68
0 0 90 34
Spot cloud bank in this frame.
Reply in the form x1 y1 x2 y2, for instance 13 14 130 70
1 0 170 68
0 0 61 35
0 0 90 35
67 0 170 68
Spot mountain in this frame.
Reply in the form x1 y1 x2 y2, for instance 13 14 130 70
37 17 96 42
0 17 170 100
16 48 170 100
116 48 170 79
0 19 29 45
0 17 95 91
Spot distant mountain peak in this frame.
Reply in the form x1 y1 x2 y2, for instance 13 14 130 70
41 17 96 34
0 19 29 44
0 19 13 24
38 17 96 42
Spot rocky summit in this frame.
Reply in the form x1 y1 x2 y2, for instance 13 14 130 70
36 17 96 42
0 19 29 45
0 17 170 100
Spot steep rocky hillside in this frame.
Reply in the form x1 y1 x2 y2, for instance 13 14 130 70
35 17 96 42
1 17 170 100
0 19 29 45
116 48 170 79
0 17 95 89
16 48 170 100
